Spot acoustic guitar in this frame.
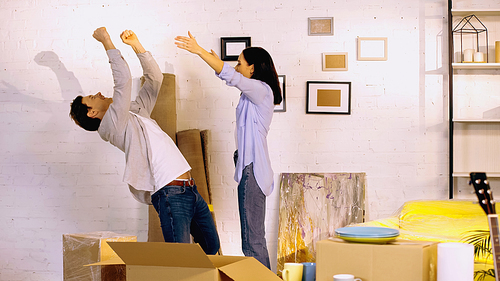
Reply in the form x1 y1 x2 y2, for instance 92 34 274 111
470 172 500 281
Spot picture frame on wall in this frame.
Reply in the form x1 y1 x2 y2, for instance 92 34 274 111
322 52 348 71
308 17 334 36
274 75 286 112
357 37 388 61
306 81 351 114
220 37 251 61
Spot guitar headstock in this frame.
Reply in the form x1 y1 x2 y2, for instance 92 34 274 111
470 172 496 215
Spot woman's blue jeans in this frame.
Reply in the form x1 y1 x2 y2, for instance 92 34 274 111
237 161 271 269
151 182 220 255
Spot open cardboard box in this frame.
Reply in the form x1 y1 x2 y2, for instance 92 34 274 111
316 238 438 281
88 242 281 281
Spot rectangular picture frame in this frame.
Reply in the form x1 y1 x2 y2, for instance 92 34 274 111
221 37 251 61
357 37 387 61
306 81 351 114
274 75 286 112
322 52 348 71
308 17 334 36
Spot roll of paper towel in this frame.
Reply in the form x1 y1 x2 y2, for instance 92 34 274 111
437 243 474 281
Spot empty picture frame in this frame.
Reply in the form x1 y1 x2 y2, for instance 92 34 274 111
308 17 334 36
322 52 348 71
274 75 286 112
306 81 351 114
357 37 387 61
221 37 251 61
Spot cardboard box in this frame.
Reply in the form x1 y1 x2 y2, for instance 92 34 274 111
90 242 282 281
63 231 137 281
316 238 437 281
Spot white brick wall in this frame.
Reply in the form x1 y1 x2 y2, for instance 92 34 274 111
0 0 459 279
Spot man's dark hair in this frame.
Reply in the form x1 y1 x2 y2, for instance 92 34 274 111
242 47 282 105
69 96 101 131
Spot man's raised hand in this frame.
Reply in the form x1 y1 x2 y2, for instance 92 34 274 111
120 30 139 46
120 29 145 54
93 27 115 51
93 27 111 43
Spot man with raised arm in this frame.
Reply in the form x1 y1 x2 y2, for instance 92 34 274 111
69 27 220 254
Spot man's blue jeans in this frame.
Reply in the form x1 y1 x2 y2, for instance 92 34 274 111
151 182 220 255
238 162 271 269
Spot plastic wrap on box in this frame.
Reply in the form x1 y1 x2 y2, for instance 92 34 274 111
277 173 365 275
100 264 126 281
62 231 136 281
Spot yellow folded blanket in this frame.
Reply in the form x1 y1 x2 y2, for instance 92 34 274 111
354 200 491 265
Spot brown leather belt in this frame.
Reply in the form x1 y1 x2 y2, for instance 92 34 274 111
167 178 195 187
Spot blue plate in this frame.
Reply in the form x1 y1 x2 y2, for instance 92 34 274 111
337 236 398 244
335 226 399 238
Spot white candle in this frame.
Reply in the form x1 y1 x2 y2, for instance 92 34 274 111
463 49 474 62
474 52 484 62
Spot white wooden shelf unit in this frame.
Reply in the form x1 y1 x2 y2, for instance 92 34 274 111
449 4 500 195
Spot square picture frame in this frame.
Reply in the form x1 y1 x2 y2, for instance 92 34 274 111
308 17 334 36
274 75 286 112
306 81 351 114
357 37 388 61
220 37 251 61
322 52 348 71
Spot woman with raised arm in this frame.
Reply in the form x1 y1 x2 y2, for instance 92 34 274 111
175 32 281 269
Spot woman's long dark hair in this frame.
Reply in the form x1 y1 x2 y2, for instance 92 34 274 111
242 47 282 105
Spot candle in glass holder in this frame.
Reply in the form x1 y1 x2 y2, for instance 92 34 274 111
463 49 474 62
474 52 484 63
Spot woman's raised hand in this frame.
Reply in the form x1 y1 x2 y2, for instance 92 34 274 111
209 49 219 59
175 31 224 74
175 31 203 55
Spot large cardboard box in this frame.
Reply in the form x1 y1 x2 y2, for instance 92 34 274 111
316 238 438 281
90 242 282 281
63 231 137 281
